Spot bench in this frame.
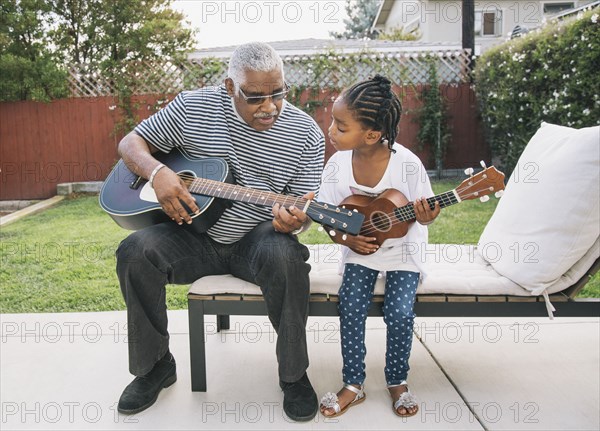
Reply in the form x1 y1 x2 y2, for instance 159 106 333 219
187 121 600 392
187 243 599 392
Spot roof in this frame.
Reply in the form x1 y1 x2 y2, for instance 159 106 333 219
188 38 467 59
371 0 600 31
548 0 600 19
372 0 395 30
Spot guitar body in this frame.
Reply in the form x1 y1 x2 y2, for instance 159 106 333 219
99 149 232 233
339 189 412 249
99 148 366 236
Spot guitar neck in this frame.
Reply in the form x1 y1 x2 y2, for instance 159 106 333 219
183 174 364 235
394 190 459 222
188 176 306 209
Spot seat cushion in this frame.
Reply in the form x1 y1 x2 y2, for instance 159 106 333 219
189 244 536 297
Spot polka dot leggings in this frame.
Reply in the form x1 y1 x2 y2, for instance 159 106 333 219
338 263 419 386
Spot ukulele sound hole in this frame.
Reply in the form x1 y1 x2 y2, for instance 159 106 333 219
370 211 392 232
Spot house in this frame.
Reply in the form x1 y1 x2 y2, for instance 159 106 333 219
187 38 474 87
188 38 467 59
372 0 599 52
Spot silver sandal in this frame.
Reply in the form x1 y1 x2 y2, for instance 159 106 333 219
319 384 366 417
388 380 418 417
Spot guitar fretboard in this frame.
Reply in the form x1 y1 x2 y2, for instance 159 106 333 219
393 190 458 222
187 177 307 209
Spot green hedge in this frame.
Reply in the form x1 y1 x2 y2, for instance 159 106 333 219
474 8 599 174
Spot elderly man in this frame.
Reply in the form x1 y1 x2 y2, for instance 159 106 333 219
115 42 324 421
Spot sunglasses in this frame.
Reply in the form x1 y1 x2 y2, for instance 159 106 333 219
237 83 289 105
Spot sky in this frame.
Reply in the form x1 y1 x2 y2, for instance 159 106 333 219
171 0 350 49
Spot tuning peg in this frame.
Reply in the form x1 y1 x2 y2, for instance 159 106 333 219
479 195 490 202
317 226 324 232
342 234 347 241
329 230 336 237
495 190 505 198
480 160 487 169
464 167 474 176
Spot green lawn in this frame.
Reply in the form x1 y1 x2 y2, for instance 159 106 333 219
1 183 598 313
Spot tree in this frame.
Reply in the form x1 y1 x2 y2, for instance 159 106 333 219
47 0 196 69
1 0 196 102
377 26 420 41
330 0 383 39
0 0 68 101
415 60 450 178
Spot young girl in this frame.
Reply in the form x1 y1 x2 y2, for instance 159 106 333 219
317 75 440 418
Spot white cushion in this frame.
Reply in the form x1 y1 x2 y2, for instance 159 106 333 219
478 122 600 295
189 244 535 297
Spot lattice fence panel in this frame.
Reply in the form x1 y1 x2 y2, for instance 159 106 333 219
68 49 472 97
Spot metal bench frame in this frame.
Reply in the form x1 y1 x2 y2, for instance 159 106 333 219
187 258 599 391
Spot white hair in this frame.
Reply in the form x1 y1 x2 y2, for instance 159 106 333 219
227 42 284 85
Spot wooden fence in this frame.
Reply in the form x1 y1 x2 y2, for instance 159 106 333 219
0 84 488 200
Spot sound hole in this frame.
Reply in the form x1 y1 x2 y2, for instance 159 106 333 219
370 211 391 232
178 170 196 184
177 170 198 216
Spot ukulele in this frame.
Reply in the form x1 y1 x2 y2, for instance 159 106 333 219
327 163 505 255
99 148 365 235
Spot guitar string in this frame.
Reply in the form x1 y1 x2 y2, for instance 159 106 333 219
174 173 358 224
172 172 496 235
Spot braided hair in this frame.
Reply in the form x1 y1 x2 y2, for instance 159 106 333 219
340 75 402 152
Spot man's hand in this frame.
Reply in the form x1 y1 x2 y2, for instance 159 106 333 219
414 197 440 225
152 167 200 225
272 192 315 234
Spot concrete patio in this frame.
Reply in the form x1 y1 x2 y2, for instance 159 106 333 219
1 310 598 430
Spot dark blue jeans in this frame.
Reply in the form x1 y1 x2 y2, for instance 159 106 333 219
116 221 311 382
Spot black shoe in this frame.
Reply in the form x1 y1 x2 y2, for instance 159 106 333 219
118 352 177 414
280 373 318 422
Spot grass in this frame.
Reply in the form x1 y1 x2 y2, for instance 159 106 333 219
1 182 598 313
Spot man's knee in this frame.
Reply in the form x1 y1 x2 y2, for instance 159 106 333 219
116 231 147 265
249 224 309 266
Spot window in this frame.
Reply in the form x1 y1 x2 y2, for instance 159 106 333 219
543 2 575 14
475 9 502 36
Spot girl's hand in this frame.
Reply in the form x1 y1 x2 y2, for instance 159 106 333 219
414 197 440 225
330 232 380 254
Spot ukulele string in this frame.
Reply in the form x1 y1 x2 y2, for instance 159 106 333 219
359 177 492 236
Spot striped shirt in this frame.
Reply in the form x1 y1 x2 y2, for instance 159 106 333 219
135 85 325 243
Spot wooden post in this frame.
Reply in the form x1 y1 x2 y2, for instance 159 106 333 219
462 0 475 80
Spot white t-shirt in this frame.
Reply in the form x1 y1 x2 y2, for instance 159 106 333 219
317 143 434 275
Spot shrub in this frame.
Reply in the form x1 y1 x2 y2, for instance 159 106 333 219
474 8 599 174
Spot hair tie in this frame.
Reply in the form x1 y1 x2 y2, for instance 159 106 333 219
372 75 392 93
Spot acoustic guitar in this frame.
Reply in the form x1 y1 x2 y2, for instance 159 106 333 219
328 164 506 254
99 148 365 235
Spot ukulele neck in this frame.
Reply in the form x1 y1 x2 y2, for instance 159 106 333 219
393 190 458 222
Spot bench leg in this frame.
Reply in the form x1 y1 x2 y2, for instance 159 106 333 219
188 299 207 392
216 315 230 332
